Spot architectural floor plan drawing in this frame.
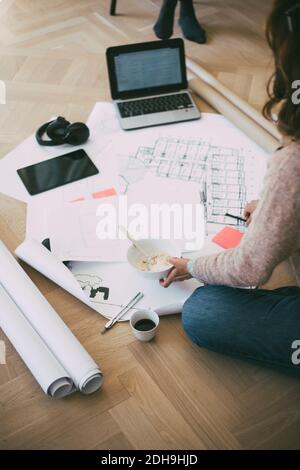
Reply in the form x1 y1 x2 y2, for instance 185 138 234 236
118 136 259 228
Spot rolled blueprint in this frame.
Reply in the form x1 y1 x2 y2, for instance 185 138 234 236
186 58 281 140
186 60 281 154
0 240 103 397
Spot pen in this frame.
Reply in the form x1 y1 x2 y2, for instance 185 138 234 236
200 183 208 235
225 212 247 223
101 291 144 334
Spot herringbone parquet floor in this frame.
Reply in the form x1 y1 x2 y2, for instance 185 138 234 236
0 0 300 450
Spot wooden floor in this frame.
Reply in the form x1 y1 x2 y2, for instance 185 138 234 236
0 0 300 450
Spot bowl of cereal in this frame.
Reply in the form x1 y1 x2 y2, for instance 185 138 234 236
127 239 181 280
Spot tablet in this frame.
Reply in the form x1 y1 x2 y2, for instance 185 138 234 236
17 149 99 195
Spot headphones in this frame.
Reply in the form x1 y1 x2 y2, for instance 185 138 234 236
36 117 90 146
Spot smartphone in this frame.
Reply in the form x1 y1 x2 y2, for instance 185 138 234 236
17 149 99 195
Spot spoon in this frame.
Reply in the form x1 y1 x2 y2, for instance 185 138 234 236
119 226 156 270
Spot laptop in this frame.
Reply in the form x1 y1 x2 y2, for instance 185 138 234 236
106 38 201 130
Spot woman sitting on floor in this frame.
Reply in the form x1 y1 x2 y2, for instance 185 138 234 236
161 0 300 376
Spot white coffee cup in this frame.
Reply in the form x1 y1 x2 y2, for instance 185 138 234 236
130 309 159 342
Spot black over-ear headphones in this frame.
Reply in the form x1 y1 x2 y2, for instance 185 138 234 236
35 117 90 146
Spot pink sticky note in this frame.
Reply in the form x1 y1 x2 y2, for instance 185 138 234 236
212 226 244 249
92 187 117 199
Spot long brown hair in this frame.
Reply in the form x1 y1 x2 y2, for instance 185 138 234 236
263 0 300 139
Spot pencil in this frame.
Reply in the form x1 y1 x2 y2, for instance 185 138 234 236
225 212 247 223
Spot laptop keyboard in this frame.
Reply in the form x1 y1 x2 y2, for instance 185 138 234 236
117 93 194 118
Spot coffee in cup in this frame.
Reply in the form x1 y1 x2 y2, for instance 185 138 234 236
130 309 159 342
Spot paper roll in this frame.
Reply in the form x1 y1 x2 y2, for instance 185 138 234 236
186 58 281 141
188 76 279 154
15 238 91 307
0 284 73 398
0 241 103 397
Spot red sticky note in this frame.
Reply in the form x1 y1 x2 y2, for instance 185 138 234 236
92 187 117 199
212 226 244 249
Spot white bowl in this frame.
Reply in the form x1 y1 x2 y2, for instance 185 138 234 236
127 239 181 280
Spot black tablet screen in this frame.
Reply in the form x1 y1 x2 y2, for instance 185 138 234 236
17 149 99 195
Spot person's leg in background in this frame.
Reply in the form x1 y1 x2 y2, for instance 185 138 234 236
182 285 300 377
154 0 206 44
154 0 178 40
178 0 206 44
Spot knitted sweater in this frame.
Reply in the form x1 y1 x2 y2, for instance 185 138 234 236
190 140 300 287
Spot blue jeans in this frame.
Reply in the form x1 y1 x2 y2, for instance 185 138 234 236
182 285 300 376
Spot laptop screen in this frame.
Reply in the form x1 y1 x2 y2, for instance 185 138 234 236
114 48 182 93
106 39 187 99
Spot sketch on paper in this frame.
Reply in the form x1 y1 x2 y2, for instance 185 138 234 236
117 137 259 227
75 273 110 301
70 259 201 319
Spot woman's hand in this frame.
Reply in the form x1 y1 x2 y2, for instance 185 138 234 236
243 200 259 226
160 257 192 288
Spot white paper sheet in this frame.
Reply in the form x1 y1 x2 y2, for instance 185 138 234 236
25 171 120 244
0 241 103 397
47 176 204 262
48 195 130 263
26 199 50 242
70 260 202 319
15 238 203 320
103 114 268 232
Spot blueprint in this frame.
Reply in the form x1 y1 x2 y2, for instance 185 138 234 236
110 134 266 230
